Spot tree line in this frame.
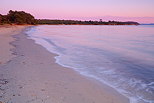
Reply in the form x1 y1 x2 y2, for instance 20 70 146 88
0 10 37 24
0 10 139 25
37 19 139 25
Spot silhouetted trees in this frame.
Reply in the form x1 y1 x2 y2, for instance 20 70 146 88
0 10 37 24
37 19 139 25
0 10 139 25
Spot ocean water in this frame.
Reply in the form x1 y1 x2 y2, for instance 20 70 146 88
26 25 154 103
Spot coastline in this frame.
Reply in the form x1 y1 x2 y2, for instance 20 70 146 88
0 25 129 103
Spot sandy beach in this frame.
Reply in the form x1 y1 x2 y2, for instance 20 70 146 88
0 25 129 103
0 25 26 65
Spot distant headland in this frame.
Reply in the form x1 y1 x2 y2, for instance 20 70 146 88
0 10 139 25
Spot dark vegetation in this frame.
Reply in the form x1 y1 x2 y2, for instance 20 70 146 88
0 10 37 25
0 10 139 25
37 19 139 25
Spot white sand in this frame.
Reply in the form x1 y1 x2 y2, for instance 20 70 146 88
0 25 129 103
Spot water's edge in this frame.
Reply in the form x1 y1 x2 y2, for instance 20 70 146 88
25 26 131 103
25 25 154 103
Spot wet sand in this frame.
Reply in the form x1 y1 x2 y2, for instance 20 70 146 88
0 25 129 103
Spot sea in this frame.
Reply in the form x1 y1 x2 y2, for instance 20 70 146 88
26 25 154 103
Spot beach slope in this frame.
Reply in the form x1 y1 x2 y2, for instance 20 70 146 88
0 25 129 103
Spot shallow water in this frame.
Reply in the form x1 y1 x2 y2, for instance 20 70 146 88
26 25 154 103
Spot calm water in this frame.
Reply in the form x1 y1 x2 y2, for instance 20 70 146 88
26 25 154 103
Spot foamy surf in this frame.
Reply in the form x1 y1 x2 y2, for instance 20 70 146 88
26 25 154 103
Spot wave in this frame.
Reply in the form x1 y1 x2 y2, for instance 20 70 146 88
25 25 154 103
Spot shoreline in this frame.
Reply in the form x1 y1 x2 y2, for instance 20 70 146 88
0 25 129 103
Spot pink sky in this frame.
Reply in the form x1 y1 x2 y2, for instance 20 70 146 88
1 0 154 23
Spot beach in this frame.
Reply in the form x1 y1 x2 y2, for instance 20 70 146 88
0 25 129 103
0 25 26 65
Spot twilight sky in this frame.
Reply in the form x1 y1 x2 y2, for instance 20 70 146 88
1 0 154 23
